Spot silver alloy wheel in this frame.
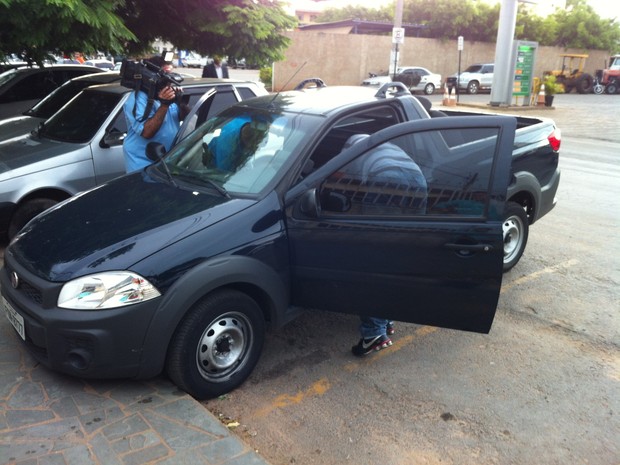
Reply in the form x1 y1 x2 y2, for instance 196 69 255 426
424 83 435 95
196 312 253 381
503 214 524 265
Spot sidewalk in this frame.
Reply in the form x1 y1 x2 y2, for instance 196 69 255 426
0 254 271 465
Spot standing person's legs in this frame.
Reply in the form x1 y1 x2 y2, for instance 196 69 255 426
352 316 393 356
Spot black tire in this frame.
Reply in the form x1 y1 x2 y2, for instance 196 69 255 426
502 202 529 272
576 74 593 94
8 198 58 239
606 82 618 94
423 83 435 95
166 289 265 399
466 81 479 94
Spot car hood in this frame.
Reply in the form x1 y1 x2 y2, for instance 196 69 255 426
0 134 86 178
10 170 255 281
0 115 43 144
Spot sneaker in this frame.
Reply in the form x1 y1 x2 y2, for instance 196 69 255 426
351 334 393 356
386 322 395 335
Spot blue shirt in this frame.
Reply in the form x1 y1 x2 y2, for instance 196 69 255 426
123 90 180 173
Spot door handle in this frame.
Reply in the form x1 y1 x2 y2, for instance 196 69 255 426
444 243 494 253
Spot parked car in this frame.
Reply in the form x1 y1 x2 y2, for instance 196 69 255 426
446 63 494 94
0 64 103 119
0 78 268 238
362 67 442 95
183 53 208 68
83 59 115 71
0 72 120 144
1 81 529 400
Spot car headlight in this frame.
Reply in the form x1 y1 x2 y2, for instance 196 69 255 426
58 272 161 309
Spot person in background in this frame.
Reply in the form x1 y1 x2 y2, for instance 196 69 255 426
202 55 229 78
123 55 188 173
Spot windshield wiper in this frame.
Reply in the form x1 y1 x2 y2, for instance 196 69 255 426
176 172 230 198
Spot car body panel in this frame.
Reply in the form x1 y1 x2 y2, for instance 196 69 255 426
0 84 516 383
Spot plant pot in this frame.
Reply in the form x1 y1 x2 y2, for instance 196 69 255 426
544 95 554 107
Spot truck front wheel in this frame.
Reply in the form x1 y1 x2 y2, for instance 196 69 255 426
166 289 265 399
8 198 58 239
466 81 480 94
502 202 529 272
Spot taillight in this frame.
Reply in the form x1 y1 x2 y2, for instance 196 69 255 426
548 128 561 152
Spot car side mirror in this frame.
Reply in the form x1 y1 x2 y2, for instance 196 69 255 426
298 189 320 218
100 131 126 148
146 142 166 162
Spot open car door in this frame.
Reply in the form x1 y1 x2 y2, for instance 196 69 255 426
286 115 516 333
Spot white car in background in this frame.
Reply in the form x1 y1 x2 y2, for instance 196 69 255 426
183 53 208 68
362 66 442 95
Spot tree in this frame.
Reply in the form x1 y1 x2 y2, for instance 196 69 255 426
117 0 297 65
316 5 392 23
0 0 135 65
1 0 297 68
312 0 620 51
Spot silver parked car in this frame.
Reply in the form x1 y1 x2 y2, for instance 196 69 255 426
0 72 120 144
0 78 268 238
0 64 103 119
362 66 442 95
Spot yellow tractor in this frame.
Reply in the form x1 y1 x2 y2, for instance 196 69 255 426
544 53 594 94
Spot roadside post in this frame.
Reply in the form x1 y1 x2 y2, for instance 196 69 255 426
390 0 404 80
457 36 464 102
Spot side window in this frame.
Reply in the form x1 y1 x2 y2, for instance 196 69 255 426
107 109 127 134
1 73 52 102
319 127 500 218
237 87 258 100
209 90 240 117
304 105 401 175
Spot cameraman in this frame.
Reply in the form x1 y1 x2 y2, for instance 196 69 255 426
123 56 188 173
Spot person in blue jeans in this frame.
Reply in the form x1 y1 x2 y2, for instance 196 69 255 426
352 318 394 356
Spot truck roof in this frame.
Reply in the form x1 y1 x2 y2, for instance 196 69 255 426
235 84 415 117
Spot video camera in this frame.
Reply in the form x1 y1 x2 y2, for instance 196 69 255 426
120 55 184 98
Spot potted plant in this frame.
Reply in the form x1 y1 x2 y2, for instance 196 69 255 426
543 74 563 106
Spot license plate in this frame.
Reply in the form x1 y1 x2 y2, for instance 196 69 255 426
3 296 25 341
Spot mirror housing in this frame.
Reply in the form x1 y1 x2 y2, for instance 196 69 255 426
146 142 166 162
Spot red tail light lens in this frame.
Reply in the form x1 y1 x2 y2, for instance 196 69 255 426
548 128 561 152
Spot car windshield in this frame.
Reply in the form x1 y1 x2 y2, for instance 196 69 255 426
24 80 87 118
464 65 483 73
161 106 313 195
40 90 122 143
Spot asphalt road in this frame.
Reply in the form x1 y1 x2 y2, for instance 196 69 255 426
201 92 620 465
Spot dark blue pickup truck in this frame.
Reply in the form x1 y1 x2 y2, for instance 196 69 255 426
1 82 559 399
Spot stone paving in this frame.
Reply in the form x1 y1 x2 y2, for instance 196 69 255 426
0 312 271 465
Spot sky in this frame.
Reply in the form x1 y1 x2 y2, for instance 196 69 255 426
289 0 620 21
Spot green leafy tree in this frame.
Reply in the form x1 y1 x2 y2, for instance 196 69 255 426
316 4 392 23
313 0 619 51
0 0 135 65
553 0 620 49
118 0 297 65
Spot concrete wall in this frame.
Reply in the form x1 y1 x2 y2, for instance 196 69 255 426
273 31 611 91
